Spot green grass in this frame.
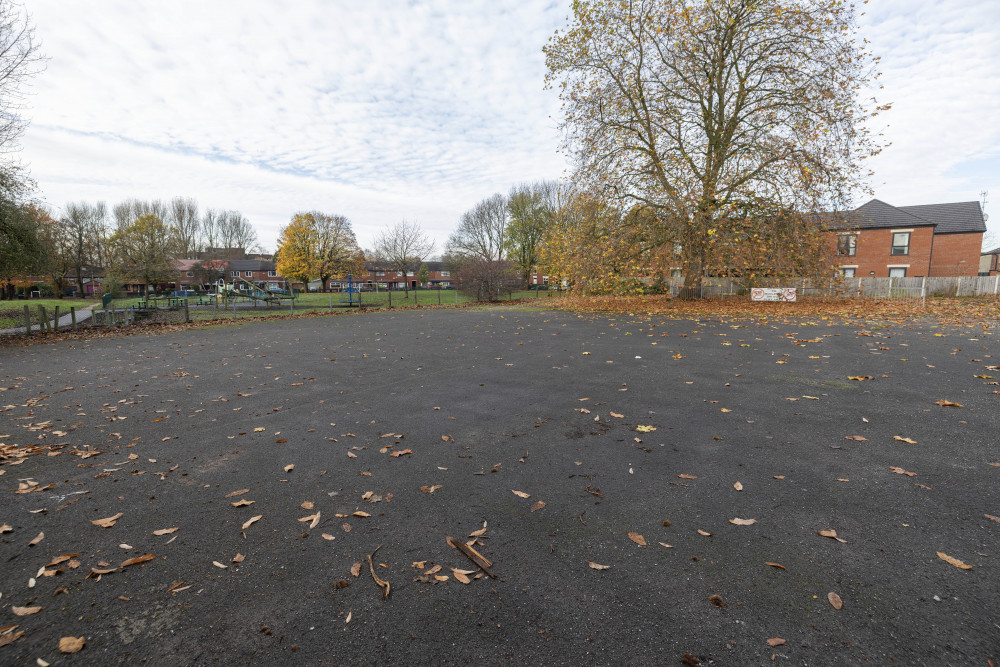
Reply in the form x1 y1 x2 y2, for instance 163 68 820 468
0 298 98 329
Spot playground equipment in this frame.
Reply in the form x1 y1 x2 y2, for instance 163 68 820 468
217 277 295 309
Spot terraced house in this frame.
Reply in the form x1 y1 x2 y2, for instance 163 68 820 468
827 199 987 278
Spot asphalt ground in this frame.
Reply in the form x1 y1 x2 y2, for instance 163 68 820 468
0 307 998 666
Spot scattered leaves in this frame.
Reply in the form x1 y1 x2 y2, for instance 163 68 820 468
934 400 963 407
152 527 178 536
530 500 546 512
818 529 848 543
242 515 263 530
729 518 757 526
937 552 973 570
766 638 786 647
11 606 42 616
628 532 646 546
59 637 86 654
92 513 123 528
890 466 917 477
420 485 443 493
511 490 531 498
588 562 610 570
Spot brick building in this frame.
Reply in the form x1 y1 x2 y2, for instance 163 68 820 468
827 199 986 278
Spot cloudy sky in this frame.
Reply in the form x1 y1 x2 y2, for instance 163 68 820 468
18 0 1000 253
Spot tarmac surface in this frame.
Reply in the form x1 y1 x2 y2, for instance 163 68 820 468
0 307 998 665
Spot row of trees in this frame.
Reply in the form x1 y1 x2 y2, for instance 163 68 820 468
0 196 260 298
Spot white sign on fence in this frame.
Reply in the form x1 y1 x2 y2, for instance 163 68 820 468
750 287 797 302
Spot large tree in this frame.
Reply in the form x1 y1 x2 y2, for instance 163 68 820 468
0 1 44 154
506 181 563 285
60 200 107 295
108 214 178 294
544 0 886 296
312 212 364 289
447 194 516 300
169 196 200 257
274 214 318 290
373 220 435 296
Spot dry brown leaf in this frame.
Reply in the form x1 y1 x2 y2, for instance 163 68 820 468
708 594 726 607
451 569 472 584
511 490 531 498
283 464 294 472
697 529 713 536
212 561 228 569
934 400 963 407
468 524 488 538
766 638 786 647
588 562 610 570
353 511 370 518
92 513 123 528
11 606 42 616
342 522 352 532
893 436 918 444
845 435 867 441
818 529 848 543
0 628 24 648
59 636 86 654
733 481 743 491
28 532 44 546
828 591 843 610
321 533 335 541
441 434 453 442
720 408 731 413
345 610 352 623
610 412 624 418
628 532 647 546
424 564 443 575
301 501 314 510
937 551 973 570
0 524 11 534
242 515 263 530
890 466 917 477
985 514 1000 524
346 451 357 458
121 554 155 568
232 553 245 563
530 500 546 512
389 449 412 457
231 499 254 507
420 484 443 493
764 562 786 569
658 542 673 548
677 474 697 479
729 518 757 526
152 527 178 536
773 475 785 479
350 562 362 577
225 488 250 498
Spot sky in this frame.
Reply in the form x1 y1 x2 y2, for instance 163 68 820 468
17 0 1000 253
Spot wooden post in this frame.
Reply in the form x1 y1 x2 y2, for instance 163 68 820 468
388 291 392 308
104 306 110 327
38 306 48 331
23 304 30 333
71 306 77 330
184 298 190 323
53 306 60 332
437 289 441 305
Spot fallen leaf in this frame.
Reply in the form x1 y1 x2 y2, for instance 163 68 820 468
28 532 44 546
242 515 263 530
733 481 743 491
11 606 42 616
934 400 963 407
890 466 917 477
121 554 155 568
844 435 867 442
92 513 123 528
708 594 726 607
469 523 488 538
232 553 245 563
441 434 453 442
301 501 314 510
231 499 254 507
720 408 731 413
353 511 370 518
893 436 917 444
0 628 24 647
764 562 786 569
936 551 973 570
658 542 673 548
848 375 872 381
351 562 362 577
985 514 1000 524
283 464 294 472
773 475 785 479
635 425 656 432
729 518 757 526
628 531 647 546
0 524 11 534
766 638 786 647
322 533 336 541
59 637 86 654
451 569 472 584
677 474 697 480
420 485 443 493
530 501 546 512
389 449 412 457
253 427 265 432
152 527 178 536
212 561 228 569
119 543 133 550
588 562 610 570
697 529 713 536
342 523 352 532
610 412 624 418
345 610 352 623
828 591 843 610
818 529 848 543
511 490 531 498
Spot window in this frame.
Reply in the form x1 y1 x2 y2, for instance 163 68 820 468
406 271 414 277
231 271 237 277
840 267 856 277
837 234 857 256
268 282 279 289
888 267 907 278
186 271 194 277
440 271 450 277
891 232 910 255
397 271 403 277
245 271 252 277
441 282 449 287
376 271 385 277
268 271 277 277
542 276 549 285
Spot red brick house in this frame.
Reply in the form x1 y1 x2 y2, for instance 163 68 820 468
981 247 1000 276
828 199 986 278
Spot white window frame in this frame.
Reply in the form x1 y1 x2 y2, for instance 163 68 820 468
440 271 450 277
267 271 277 277
245 271 252 277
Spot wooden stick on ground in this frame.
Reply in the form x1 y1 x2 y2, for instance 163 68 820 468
446 536 497 579
367 544 390 599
